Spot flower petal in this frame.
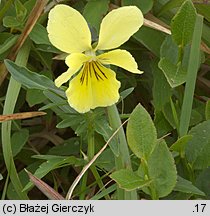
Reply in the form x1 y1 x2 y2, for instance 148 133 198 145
47 4 91 53
65 53 91 70
98 49 143 74
55 69 75 88
96 6 143 50
66 61 121 113
55 53 90 87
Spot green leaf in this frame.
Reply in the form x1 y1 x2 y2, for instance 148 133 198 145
56 114 84 129
3 16 21 28
11 129 29 157
96 149 115 171
162 102 178 129
205 100 210 120
110 169 151 191
91 184 117 200
133 26 166 57
127 104 157 159
190 109 203 126
43 90 72 113
202 23 210 48
154 111 173 138
26 89 46 107
171 0 196 46
94 118 119 157
195 4 210 22
122 0 153 14
83 0 109 33
0 34 18 55
15 0 27 22
186 120 210 169
160 36 179 64
23 155 84 191
6 161 41 199
174 176 205 196
152 60 172 111
24 0 36 12
148 140 177 198
120 87 134 101
170 135 192 155
157 0 185 16
158 58 187 88
36 44 61 53
196 167 210 199
4 59 62 95
48 138 80 156
29 23 51 45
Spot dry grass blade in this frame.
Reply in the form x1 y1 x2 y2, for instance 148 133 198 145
201 41 210 55
25 169 65 200
144 18 171 35
66 119 129 200
8 0 49 59
0 0 49 85
144 18 210 55
0 111 46 122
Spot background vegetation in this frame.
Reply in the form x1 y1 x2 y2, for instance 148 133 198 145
0 0 210 200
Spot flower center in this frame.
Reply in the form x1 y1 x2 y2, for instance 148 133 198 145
85 49 97 62
80 61 107 85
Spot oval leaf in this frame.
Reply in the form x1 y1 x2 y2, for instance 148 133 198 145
148 140 177 198
171 0 196 46
186 120 210 169
127 103 157 159
11 129 29 157
110 169 151 191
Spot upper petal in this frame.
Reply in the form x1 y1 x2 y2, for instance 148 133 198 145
97 49 143 74
47 4 92 53
96 6 143 50
55 53 90 87
66 61 121 113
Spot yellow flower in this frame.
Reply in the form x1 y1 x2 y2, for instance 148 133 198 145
47 4 144 113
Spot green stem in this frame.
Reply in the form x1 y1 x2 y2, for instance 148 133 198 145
141 159 158 200
2 40 31 199
80 112 110 199
88 113 110 200
107 105 137 200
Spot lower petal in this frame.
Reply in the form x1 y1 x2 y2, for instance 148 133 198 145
66 62 121 113
97 49 143 74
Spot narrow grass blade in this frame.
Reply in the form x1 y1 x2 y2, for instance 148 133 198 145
179 15 203 136
1 41 31 199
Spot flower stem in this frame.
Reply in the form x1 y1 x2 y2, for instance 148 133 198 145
80 112 110 200
107 105 137 200
141 159 158 200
